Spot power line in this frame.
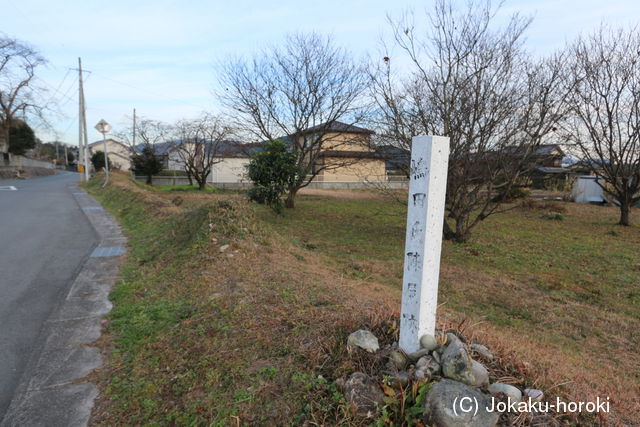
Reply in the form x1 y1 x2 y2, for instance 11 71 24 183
89 71 211 111
37 71 76 106
56 79 79 107
45 68 72 100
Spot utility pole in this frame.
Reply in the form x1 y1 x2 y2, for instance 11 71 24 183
78 58 84 179
131 108 137 177
77 58 90 181
133 108 136 147
64 144 68 167
82 93 89 181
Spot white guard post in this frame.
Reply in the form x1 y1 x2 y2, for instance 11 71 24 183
399 135 450 353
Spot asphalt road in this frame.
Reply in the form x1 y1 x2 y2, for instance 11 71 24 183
0 172 97 418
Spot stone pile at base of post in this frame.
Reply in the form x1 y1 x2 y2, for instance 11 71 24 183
340 329 548 426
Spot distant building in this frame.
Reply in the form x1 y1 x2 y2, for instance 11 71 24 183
88 139 132 171
106 121 389 186
135 140 261 184
502 144 573 189
375 145 410 177
287 121 387 183
572 176 605 203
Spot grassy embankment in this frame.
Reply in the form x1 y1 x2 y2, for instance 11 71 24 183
257 192 640 424
85 173 399 425
85 173 638 425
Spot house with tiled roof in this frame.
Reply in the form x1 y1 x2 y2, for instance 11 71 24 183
289 121 387 183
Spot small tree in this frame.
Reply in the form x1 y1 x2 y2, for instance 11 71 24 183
114 115 169 173
8 122 36 155
219 32 369 208
132 144 164 184
91 150 108 171
172 114 229 190
247 139 300 213
372 0 570 242
0 36 46 152
563 26 640 226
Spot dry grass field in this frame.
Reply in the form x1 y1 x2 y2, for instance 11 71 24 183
85 173 639 425
256 192 640 425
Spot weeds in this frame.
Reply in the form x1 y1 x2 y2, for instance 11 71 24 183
540 212 565 220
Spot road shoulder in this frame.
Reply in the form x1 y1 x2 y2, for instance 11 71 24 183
1 184 126 427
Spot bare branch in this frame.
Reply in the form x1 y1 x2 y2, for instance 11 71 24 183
218 32 370 206
372 0 570 241
0 35 47 152
562 25 640 225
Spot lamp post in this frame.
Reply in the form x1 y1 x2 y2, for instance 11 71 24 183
94 119 112 187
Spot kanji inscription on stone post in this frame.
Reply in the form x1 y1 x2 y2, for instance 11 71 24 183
399 135 450 353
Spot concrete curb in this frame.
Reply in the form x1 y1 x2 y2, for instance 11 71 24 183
1 184 126 427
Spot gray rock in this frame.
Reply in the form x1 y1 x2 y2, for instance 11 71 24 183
407 348 430 361
523 388 544 403
347 330 380 353
420 334 439 351
416 355 441 377
343 372 385 418
446 332 460 345
432 350 441 363
471 360 489 388
388 350 408 370
488 383 522 403
470 343 495 362
414 367 429 381
423 379 499 427
441 339 475 385
416 355 429 368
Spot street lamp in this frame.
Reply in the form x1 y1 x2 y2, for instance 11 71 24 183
94 119 112 187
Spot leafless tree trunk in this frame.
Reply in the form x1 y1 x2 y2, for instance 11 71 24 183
562 26 640 226
372 0 570 242
172 114 230 190
116 117 169 184
0 36 46 153
218 32 370 208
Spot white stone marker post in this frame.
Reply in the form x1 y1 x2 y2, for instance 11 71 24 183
399 135 450 353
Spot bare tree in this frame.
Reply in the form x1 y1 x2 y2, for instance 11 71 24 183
172 113 230 190
563 26 640 226
134 117 171 158
115 116 170 182
134 119 169 184
0 36 46 153
219 32 369 208
372 0 570 242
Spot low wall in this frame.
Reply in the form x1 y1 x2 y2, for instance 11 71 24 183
0 154 56 179
134 175 408 190
13 156 55 169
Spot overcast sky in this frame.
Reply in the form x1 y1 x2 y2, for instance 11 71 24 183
3 0 640 145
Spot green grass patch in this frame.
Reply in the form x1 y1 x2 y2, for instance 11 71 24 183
84 174 638 424
82 176 373 425
255 195 640 402
155 184 219 193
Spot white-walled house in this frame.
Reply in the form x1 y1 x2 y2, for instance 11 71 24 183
88 139 133 171
135 140 260 184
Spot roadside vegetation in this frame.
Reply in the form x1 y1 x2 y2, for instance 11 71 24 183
85 173 400 425
256 192 640 424
85 173 637 425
